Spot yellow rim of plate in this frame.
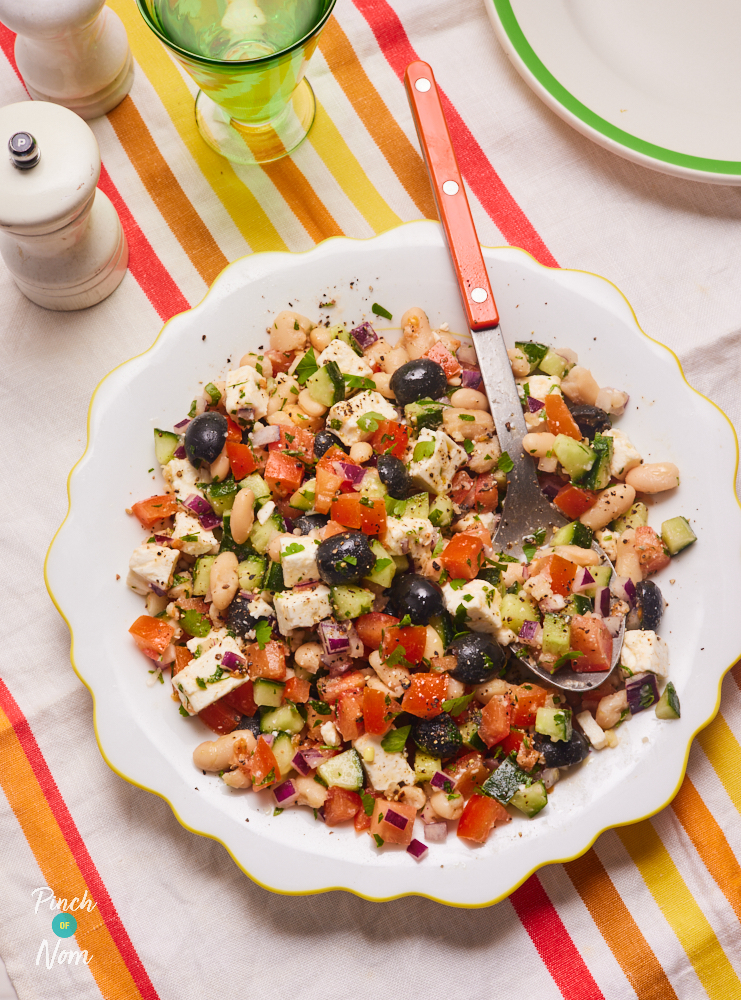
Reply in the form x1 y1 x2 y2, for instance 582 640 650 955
44 220 741 908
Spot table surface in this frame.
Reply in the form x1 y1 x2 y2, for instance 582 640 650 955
1 1 741 998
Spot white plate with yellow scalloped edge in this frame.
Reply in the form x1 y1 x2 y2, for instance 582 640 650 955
45 221 741 907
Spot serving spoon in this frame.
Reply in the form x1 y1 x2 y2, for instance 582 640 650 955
404 60 624 692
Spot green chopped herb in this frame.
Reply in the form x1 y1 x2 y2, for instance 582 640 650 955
449 578 467 591
294 321 300 330
283 542 305 556
181 609 211 638
255 619 272 650
178 705 190 717
357 411 385 433
309 700 332 716
196 677 207 690
294 348 319 385
384 497 406 517
205 666 225 684
553 651 585 669
458 413 475 422
344 555 357 566
273 807 284 816
442 693 475 717
398 614 412 626
188 399 198 418
497 452 515 474
463 439 474 454
180 533 199 543
343 373 377 390
359 496 374 508
373 834 384 848
329 418 342 430
412 440 435 462
385 644 408 668
372 303 393 320
204 382 222 405
380 725 411 753
360 791 375 817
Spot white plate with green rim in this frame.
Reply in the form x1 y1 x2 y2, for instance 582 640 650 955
486 0 741 184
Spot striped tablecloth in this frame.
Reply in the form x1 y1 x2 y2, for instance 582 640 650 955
1 1 740 997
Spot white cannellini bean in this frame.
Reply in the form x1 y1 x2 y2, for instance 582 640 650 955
553 545 600 566
474 677 510 704
615 528 643 583
193 731 256 771
210 446 230 483
449 388 489 411
349 442 373 463
222 769 251 788
239 352 273 379
399 785 426 810
625 462 680 494
467 437 500 474
310 325 335 352
423 625 444 660
210 551 239 610
442 407 495 441
266 411 293 427
381 345 410 374
579 484 636 530
267 373 300 414
522 432 556 458
507 347 530 378
294 641 323 673
371 371 395 398
429 790 465 820
596 689 628 730
230 488 255 545
447 676 466 700
270 310 313 353
560 366 600 406
297 388 327 416
400 307 435 359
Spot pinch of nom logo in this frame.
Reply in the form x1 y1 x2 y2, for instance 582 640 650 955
32 887 96 970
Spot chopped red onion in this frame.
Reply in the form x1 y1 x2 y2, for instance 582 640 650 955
327 657 353 677
199 512 223 530
184 494 213 516
174 445 186 459
539 474 564 500
423 822 447 843
252 424 281 447
519 620 539 641
383 808 409 831
332 461 365 486
594 586 611 617
150 584 167 597
625 672 659 714
430 771 454 792
346 624 364 658
174 417 191 430
273 780 298 806
300 746 336 769
553 347 578 365
221 650 245 671
316 806 326 822
460 368 483 390
456 344 478 367
317 619 350 656
351 321 378 349
261 733 275 747
406 839 428 861
153 534 173 546
237 407 255 423
610 575 637 606
160 643 176 665
527 396 545 413
602 615 623 637
572 566 595 593
291 752 312 776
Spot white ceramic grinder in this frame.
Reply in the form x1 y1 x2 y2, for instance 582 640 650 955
0 0 133 119
0 101 128 310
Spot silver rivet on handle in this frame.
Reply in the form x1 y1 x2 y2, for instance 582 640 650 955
442 180 459 195
414 78 431 92
470 287 488 302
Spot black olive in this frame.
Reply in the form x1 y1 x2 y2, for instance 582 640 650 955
566 403 612 440
226 593 265 637
377 454 410 499
389 358 447 405
386 574 444 625
450 633 504 684
314 429 343 459
532 730 589 768
413 714 463 759
626 579 664 632
316 531 375 586
235 714 261 738
294 513 329 535
184 411 228 467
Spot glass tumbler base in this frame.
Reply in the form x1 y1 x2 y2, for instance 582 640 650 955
194 80 316 165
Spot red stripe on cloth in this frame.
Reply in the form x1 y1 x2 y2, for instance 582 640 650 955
510 876 605 1000
0 680 161 1000
351 0 559 267
0 22 189 322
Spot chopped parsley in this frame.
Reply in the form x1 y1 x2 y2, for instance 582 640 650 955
187 399 198 418
283 542 305 556
373 834 384 848
462 439 474 454
273 807 284 816
309 700 332 716
294 348 319 385
497 451 515 474
371 303 393 320
380 725 410 753
398 615 412 626
553 651 585 669
442 693 475 717
180 533 199 542
412 440 435 462
458 413 475 422
357 411 385 433
448 579 466 590
204 382 222 405
343 373 377 390
254 619 273 650
178 705 190 717
360 791 375 816
181 610 211 638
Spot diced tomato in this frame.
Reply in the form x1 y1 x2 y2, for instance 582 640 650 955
451 470 476 509
283 676 310 703
129 616 174 660
478 694 511 747
499 728 526 758
362 687 399 736
530 553 578 596
370 798 417 846
460 520 493 550
440 532 484 581
265 451 304 499
553 484 599 519
323 786 363 825
250 737 280 789
336 691 365 741
306 703 335 737
634 525 671 576
172 645 193 675
354 798 375 832
445 751 488 799
198 701 240 736
370 420 408 459
509 683 548 727
243 640 287 680
545 394 582 440
570 615 614 672
401 673 448 718
176 597 209 613
331 495 387 536
226 416 242 442
131 495 179 529
380 625 427 666
424 340 462 378
222 679 257 717
321 519 347 539
457 794 510 843
225 441 257 480
269 425 315 465
317 670 367 704
266 349 293 375
314 465 345 514
355 612 401 650
473 474 499 512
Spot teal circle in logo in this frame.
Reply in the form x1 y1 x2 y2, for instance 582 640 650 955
52 913 77 938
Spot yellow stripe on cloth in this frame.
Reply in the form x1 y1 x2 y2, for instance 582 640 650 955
617 821 741 1000
696 712 741 814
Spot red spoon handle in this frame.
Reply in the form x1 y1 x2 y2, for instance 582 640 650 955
404 60 499 331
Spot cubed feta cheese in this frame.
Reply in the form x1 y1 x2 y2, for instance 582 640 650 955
320 721 341 747
408 428 467 496
442 579 515 644
280 536 320 587
604 428 642 479
453 511 497 535
354 733 415 791
226 365 268 424
595 528 618 562
516 374 562 401
382 516 435 556
257 499 275 524
273 585 332 634
576 710 607 750
524 410 548 431
326 391 397 448
128 543 179 594
621 630 669 678
172 511 219 556
318 339 373 379
186 627 227 656
163 457 210 502
174 635 248 714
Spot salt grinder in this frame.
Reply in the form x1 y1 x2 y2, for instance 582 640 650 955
0 0 133 119
0 101 128 311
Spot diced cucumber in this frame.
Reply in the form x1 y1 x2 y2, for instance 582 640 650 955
307 361 345 407
611 501 648 533
205 478 240 515
253 678 285 708
582 564 612 597
580 433 613 490
363 540 396 589
359 469 387 499
317 748 364 790
514 341 548 373
481 757 530 803
271 732 295 777
535 707 573 742
323 323 342 345
542 614 571 657
249 512 284 555
405 398 444 430
501 593 539 635
458 713 485 751
551 521 594 549
430 612 455 649
414 750 441 783
193 555 216 596
537 349 571 379
655 681 681 720
405 493 430 519
289 477 316 511
336 325 364 356
429 496 454 527
238 555 265 592
391 554 410 573
553 434 596 479
260 703 304 735
565 593 592 616
263 560 285 592
330 585 374 621
661 516 696 555
154 428 180 465
239 473 271 503
510 780 548 817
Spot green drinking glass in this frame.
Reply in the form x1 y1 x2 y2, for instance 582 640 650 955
136 0 337 165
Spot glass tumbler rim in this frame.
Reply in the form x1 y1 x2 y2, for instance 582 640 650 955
135 0 338 67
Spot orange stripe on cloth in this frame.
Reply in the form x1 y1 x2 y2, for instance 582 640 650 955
262 158 344 243
671 776 741 923
564 849 678 1000
318 17 438 221
0 682 159 999
107 95 229 287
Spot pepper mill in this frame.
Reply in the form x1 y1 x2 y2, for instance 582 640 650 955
0 0 133 119
0 101 128 310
